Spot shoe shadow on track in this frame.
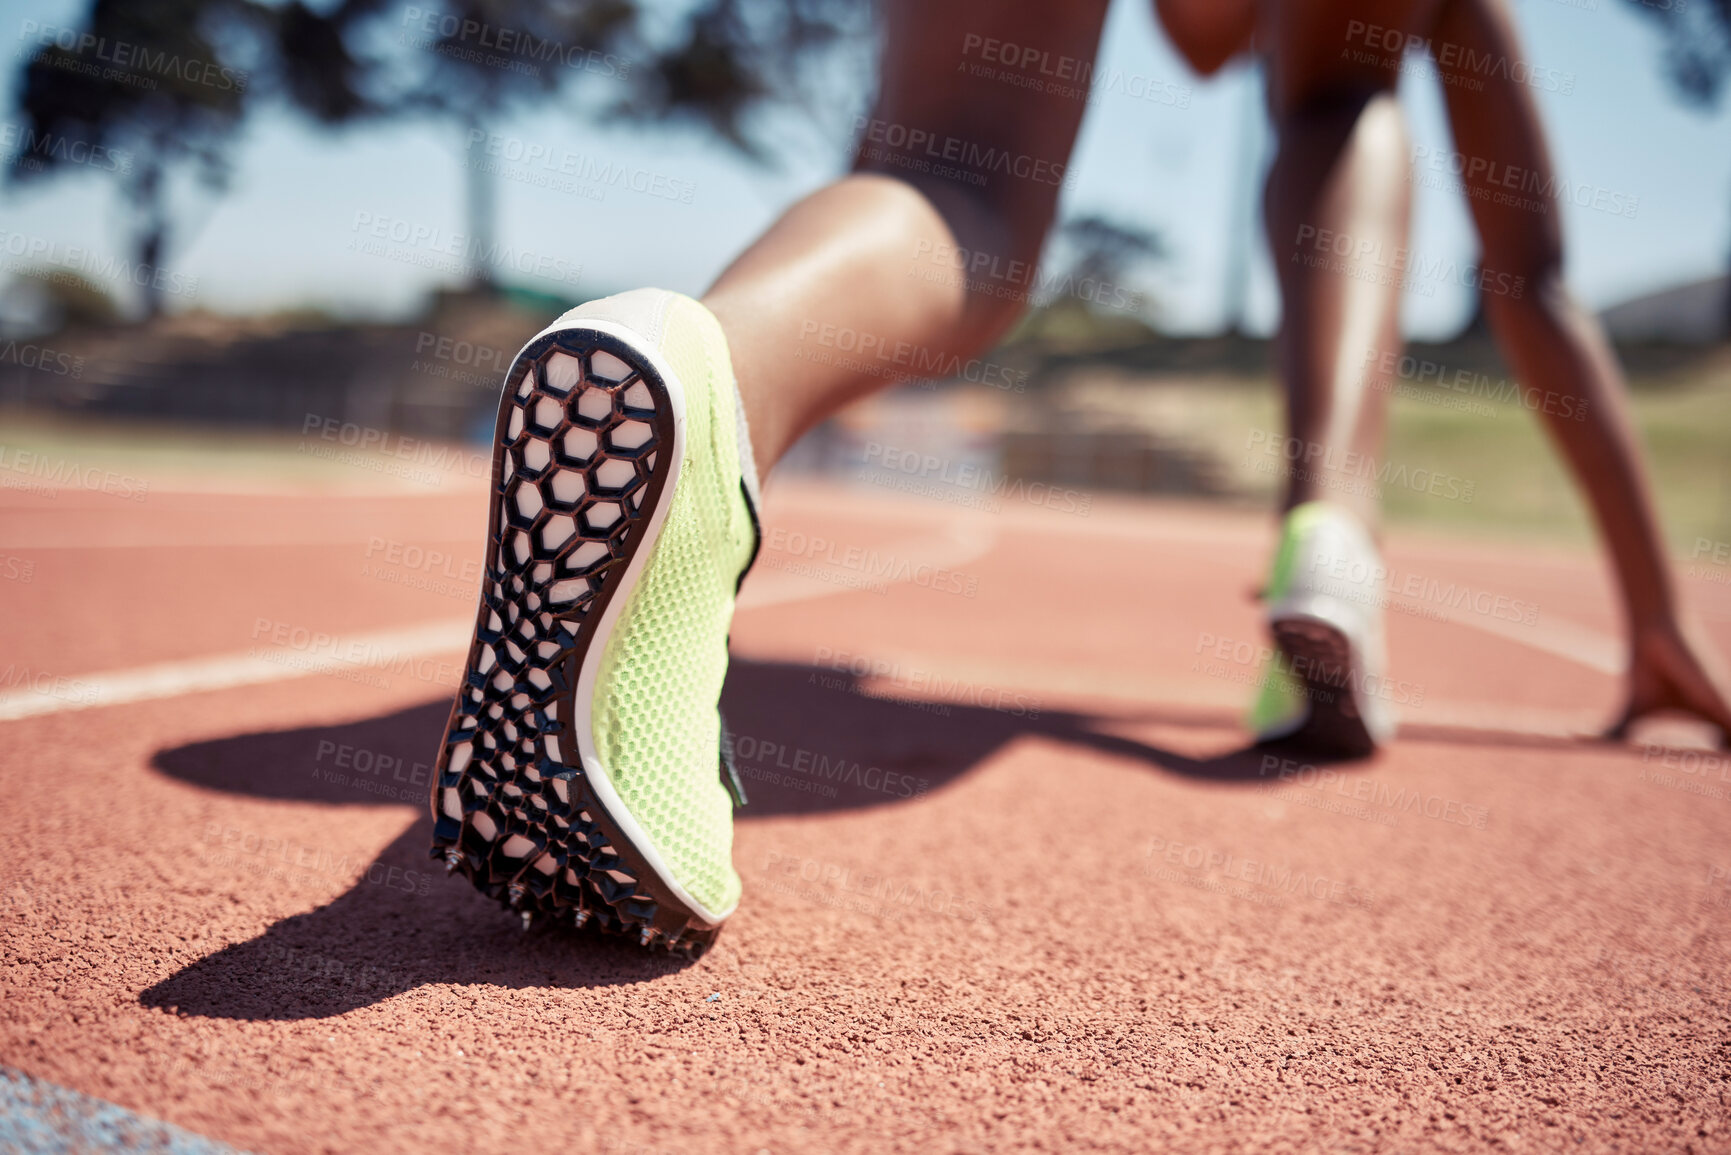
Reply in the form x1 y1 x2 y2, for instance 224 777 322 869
141 658 1327 1021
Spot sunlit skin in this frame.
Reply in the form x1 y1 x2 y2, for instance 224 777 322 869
1158 0 1731 739
699 0 1730 741
704 0 1111 472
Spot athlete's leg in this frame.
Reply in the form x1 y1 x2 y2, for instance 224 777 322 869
1431 0 1731 737
434 0 1117 944
702 0 1110 475
1229 1 1436 754
1260 0 1433 527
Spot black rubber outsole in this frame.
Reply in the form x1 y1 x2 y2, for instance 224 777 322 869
426 326 721 957
1267 617 1377 760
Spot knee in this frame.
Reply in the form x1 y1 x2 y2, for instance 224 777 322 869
1481 254 1568 321
859 173 1046 339
1472 202 1569 315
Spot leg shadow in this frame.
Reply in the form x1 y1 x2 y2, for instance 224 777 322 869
138 818 688 1021
143 658 1359 1020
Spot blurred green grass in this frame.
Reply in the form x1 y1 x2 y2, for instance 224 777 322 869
1380 372 1731 550
1046 358 1731 553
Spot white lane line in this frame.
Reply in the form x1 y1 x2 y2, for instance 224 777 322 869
0 618 471 722
0 517 1002 722
736 520 999 610
1 615 1606 743
1420 598 1624 675
0 532 480 551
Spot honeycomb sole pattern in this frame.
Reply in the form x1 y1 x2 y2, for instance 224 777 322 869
1269 617 1376 759
428 328 720 957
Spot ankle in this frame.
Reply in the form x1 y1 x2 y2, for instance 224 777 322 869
700 293 779 488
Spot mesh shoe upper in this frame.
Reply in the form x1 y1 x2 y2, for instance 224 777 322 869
575 291 755 918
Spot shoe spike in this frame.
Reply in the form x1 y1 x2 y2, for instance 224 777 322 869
572 908 590 929
638 926 657 947
519 910 533 932
443 847 462 875
507 881 526 908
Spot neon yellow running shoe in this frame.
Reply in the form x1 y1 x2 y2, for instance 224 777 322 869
1248 501 1396 757
430 289 761 955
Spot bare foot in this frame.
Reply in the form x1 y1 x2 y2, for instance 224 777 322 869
1606 620 1731 745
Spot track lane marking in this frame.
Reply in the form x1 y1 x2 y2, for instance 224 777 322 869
0 522 1003 721
0 623 1610 742
737 520 998 610
0 619 472 722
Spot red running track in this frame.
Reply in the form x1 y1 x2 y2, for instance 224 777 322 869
2 478 1729 1153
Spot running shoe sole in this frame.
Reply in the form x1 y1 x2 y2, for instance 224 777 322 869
428 320 722 956
1268 615 1377 759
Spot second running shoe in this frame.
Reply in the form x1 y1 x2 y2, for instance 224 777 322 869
1247 500 1396 757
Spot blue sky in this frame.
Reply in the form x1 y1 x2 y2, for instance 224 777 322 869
3 0 1729 338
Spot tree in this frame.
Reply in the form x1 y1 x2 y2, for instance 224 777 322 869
7 0 870 313
345 0 870 288
8 0 251 316
1623 0 1731 332
1056 214 1165 301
